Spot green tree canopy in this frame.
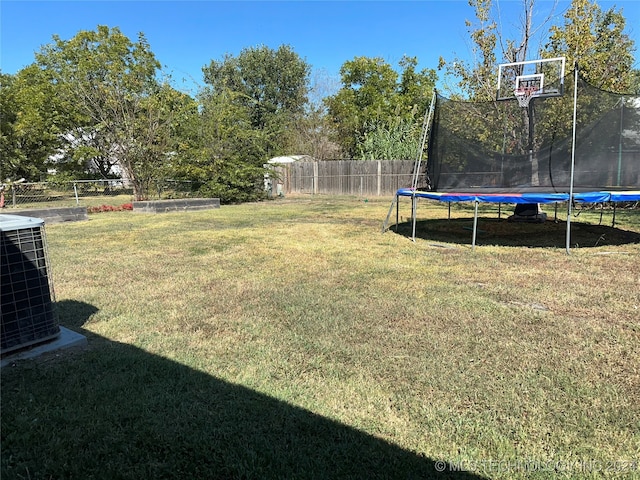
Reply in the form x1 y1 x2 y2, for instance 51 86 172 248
438 0 502 101
188 88 269 203
325 55 436 158
0 66 73 181
545 0 636 92
34 25 186 199
202 44 310 149
440 0 637 99
196 45 311 201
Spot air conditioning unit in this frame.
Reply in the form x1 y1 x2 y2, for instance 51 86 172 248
1 214 59 354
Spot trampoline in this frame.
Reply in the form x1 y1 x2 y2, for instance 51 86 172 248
387 188 640 249
383 64 640 252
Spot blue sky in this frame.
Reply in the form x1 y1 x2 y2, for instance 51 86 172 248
1 0 638 97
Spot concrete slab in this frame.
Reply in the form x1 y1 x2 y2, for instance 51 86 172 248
1 327 88 367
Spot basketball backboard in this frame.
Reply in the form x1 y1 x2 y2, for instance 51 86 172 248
497 57 566 103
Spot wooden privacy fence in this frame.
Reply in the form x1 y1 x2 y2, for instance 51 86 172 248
268 160 417 196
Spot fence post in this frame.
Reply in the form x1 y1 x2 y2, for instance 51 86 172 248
377 160 382 196
12 187 17 207
313 162 319 195
73 182 79 205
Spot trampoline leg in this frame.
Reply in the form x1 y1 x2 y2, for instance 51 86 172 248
599 203 604 225
612 202 617 228
472 201 479 251
382 194 398 233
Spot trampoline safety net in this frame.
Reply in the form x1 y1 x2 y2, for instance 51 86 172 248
427 75 640 193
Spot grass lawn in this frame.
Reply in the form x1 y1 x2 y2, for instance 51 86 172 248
2 195 639 479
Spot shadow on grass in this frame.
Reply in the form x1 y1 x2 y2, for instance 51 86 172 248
1 300 486 480
390 218 640 248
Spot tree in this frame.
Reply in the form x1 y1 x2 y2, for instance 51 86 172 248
632 70 640 94
287 106 343 161
437 0 498 101
120 83 198 199
0 73 24 180
0 66 72 181
202 45 310 156
177 88 268 203
324 56 397 157
196 45 311 201
438 0 558 101
286 69 343 160
544 0 636 92
440 0 636 99
325 56 436 158
34 25 181 199
397 56 437 113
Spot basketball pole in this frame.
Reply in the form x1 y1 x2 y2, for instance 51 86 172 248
566 64 579 254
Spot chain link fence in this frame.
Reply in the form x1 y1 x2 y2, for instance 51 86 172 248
0 179 199 210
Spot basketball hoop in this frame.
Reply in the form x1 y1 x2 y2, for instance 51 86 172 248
514 86 539 108
497 57 565 102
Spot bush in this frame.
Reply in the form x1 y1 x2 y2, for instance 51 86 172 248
87 203 133 213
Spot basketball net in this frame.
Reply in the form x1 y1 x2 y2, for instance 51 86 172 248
514 86 539 108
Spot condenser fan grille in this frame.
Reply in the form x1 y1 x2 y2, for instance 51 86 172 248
1 216 59 354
